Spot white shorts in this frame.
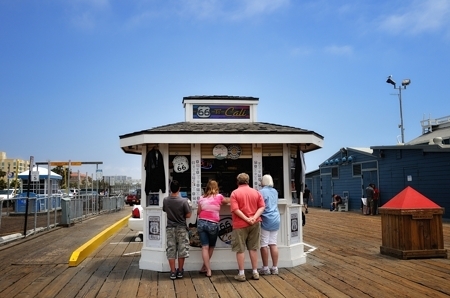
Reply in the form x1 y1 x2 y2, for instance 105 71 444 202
260 228 278 247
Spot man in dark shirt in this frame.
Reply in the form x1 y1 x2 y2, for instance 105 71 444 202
365 184 374 215
303 185 313 214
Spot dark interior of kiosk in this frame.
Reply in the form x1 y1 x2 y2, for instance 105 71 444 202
170 155 284 198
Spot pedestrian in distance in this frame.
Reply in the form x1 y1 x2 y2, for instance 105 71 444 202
372 184 380 215
330 194 342 211
303 184 313 214
197 180 230 277
162 180 192 280
258 174 280 275
365 184 375 215
230 173 266 282
371 184 379 215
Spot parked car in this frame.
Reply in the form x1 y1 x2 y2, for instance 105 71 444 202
0 189 17 207
70 188 80 196
128 204 143 241
61 189 80 197
126 189 141 206
79 189 99 196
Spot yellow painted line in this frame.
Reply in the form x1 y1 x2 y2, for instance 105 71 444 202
69 215 130 267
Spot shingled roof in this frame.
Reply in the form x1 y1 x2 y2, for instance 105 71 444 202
182 95 259 101
120 122 323 139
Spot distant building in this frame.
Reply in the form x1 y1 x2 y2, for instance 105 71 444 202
0 152 30 182
307 147 378 210
69 172 89 184
103 175 131 184
407 115 450 145
307 114 450 219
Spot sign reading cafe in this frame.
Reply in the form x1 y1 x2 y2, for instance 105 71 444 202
193 105 250 119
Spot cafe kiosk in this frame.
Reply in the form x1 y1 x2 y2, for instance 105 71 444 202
119 95 323 271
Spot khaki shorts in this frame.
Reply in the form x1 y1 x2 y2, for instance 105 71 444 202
231 223 261 253
166 226 189 259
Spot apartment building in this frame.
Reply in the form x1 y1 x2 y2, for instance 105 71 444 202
0 152 30 181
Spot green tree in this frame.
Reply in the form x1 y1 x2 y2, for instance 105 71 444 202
51 166 71 188
51 166 64 177
9 179 21 189
0 179 6 189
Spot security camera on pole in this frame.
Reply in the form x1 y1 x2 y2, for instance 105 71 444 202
386 75 411 144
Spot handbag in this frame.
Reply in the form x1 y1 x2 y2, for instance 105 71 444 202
188 220 201 247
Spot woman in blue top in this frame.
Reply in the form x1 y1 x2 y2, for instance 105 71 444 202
258 174 281 275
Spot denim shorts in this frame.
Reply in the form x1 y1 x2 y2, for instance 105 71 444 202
197 219 219 247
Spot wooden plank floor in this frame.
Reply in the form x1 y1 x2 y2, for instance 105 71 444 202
0 208 449 297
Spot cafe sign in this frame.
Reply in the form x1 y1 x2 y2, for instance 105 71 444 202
193 105 250 119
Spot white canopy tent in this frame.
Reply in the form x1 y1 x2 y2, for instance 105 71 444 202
18 166 62 180
18 166 62 196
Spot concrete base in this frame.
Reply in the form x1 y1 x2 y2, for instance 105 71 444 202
139 243 306 272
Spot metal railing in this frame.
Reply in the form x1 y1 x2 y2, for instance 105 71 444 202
421 115 450 134
0 193 125 244
64 193 125 224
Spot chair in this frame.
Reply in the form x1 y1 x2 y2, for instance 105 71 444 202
337 196 349 212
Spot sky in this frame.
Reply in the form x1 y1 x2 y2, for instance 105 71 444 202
1 0 450 180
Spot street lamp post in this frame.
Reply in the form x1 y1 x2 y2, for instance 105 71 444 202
386 76 411 144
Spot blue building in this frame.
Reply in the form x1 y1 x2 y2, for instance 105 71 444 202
308 115 450 219
308 147 379 211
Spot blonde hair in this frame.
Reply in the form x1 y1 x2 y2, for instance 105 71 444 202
261 174 274 187
204 180 219 197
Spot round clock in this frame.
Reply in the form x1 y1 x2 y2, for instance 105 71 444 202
228 144 242 159
213 144 228 160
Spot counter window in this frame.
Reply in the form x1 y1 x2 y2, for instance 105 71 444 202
201 158 252 197
262 156 284 198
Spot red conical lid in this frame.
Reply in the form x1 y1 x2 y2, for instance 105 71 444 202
381 186 440 209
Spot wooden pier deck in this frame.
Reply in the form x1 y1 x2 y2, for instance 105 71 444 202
0 208 449 297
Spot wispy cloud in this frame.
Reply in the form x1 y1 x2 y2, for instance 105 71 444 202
66 0 289 30
78 0 110 9
125 10 161 29
378 0 450 35
71 11 97 30
290 46 313 57
68 0 111 30
239 0 290 16
324 45 353 56
179 0 290 20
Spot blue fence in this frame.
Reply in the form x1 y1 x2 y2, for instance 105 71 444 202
14 194 62 213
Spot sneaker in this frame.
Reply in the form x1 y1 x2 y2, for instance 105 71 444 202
234 274 246 282
176 268 184 279
270 268 279 275
258 267 271 275
170 271 176 280
252 272 260 280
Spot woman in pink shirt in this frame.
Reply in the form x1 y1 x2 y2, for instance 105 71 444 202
197 180 230 277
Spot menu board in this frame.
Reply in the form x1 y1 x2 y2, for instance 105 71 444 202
252 145 262 190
